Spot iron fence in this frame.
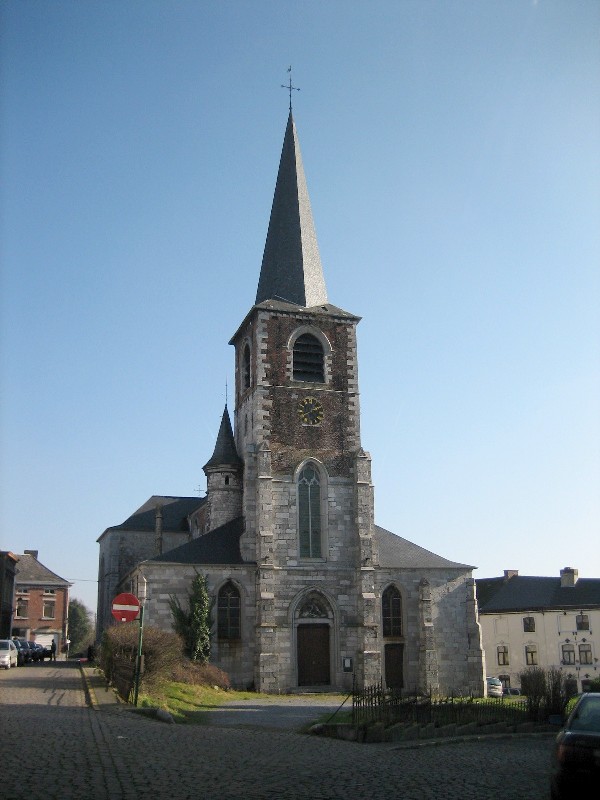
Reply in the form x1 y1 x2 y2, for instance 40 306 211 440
351 681 539 729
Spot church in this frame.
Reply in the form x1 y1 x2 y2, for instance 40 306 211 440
97 111 485 695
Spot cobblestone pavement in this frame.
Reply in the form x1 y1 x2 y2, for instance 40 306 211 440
1 661 554 800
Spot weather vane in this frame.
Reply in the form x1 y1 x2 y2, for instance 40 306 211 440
281 66 300 112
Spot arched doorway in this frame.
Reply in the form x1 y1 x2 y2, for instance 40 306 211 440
295 591 333 687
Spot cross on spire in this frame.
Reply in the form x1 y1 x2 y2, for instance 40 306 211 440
281 66 300 112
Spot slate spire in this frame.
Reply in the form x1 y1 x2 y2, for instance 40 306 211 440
255 112 328 307
203 405 242 472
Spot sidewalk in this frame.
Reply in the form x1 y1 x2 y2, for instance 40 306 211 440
79 661 121 708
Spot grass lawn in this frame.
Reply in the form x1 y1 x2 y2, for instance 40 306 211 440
136 681 350 726
136 681 257 724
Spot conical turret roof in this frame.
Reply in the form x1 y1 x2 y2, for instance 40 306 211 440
203 406 242 472
255 112 328 307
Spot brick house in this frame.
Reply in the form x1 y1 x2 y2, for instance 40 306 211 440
97 112 485 695
13 550 71 653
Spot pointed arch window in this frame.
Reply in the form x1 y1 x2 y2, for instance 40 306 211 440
242 344 251 390
217 581 241 640
382 586 402 637
293 334 324 382
298 463 322 558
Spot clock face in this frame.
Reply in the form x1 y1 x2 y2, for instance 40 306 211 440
298 397 324 425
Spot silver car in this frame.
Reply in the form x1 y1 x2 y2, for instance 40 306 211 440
0 639 18 669
486 676 503 697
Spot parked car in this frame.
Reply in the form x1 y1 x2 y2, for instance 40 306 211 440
28 642 44 662
12 638 28 665
0 639 19 669
40 643 54 660
550 692 600 799
16 639 34 663
503 687 521 696
486 677 503 697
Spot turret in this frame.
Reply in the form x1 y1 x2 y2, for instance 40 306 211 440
202 406 243 531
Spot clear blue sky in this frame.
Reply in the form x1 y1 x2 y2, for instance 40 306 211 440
1 1 598 615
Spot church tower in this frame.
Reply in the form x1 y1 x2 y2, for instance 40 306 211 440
100 108 484 698
230 112 380 691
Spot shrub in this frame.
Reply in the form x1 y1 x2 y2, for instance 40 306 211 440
100 622 231 691
169 572 213 663
519 666 572 720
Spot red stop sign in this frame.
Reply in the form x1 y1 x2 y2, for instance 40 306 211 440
111 592 140 622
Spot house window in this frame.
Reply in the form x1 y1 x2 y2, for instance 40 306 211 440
15 599 28 618
217 582 241 641
576 614 589 631
293 334 324 382
242 344 251 390
382 586 402 637
579 644 593 665
525 645 538 666
16 586 29 594
298 463 322 558
523 616 535 633
43 600 55 619
497 645 509 666
43 587 56 595
562 644 575 665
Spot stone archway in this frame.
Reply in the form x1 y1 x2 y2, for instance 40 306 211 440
295 591 333 687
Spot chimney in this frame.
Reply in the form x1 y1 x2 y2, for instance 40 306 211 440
24 549 39 560
560 567 578 588
154 505 163 556
504 570 519 580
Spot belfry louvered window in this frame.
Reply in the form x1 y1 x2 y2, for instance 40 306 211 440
293 334 324 382
217 581 241 640
298 463 322 558
382 586 402 637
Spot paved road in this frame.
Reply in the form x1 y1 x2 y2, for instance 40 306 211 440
1 661 554 800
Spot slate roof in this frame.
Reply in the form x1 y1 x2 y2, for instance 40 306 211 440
140 519 469 571
14 552 71 587
99 496 205 540
147 517 246 566
476 575 600 613
203 406 243 471
255 112 328 308
375 526 473 570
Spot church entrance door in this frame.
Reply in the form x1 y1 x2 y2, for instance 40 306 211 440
297 624 330 686
384 643 404 689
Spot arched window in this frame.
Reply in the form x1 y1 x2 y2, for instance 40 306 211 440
293 333 324 382
242 344 251 389
217 581 241 640
382 585 402 637
298 463 322 558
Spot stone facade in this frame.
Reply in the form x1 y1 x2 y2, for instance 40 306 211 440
98 112 485 696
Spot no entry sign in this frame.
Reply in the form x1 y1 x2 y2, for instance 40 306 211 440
111 592 141 622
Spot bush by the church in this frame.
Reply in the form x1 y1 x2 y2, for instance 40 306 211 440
100 623 230 691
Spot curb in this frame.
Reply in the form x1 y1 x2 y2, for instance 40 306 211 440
386 730 558 750
79 662 98 710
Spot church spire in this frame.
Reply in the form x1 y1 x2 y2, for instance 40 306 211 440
255 112 328 308
203 405 242 472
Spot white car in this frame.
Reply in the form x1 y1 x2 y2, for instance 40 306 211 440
486 676 503 697
0 639 18 669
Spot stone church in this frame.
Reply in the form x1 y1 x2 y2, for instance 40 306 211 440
97 112 485 695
